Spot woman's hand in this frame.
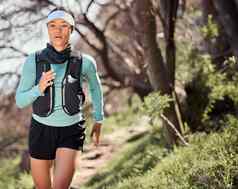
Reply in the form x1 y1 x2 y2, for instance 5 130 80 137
38 70 56 94
90 122 102 146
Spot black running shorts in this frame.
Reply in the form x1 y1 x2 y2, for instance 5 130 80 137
28 118 86 160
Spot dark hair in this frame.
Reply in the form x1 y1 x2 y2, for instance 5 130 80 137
48 7 75 19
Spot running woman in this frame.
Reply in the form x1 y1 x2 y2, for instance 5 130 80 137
15 7 104 189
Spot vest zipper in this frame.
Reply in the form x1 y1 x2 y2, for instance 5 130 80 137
48 85 53 115
62 77 70 114
44 63 53 116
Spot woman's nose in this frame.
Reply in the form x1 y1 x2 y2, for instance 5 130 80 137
54 26 63 32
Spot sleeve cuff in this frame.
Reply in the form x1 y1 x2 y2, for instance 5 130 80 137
95 115 104 124
32 85 44 97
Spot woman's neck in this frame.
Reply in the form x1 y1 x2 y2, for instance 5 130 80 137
51 42 69 52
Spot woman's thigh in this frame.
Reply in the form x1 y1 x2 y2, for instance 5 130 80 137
52 148 78 189
30 157 53 189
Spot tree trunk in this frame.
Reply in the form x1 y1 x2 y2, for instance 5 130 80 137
19 149 30 173
201 0 231 66
137 0 182 146
213 0 238 58
162 0 179 87
163 0 185 133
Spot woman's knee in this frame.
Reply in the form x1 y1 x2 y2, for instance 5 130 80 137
52 180 72 189
52 167 75 189
34 183 52 189
30 157 53 189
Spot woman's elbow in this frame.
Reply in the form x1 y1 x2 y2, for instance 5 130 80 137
15 95 26 109
15 101 25 109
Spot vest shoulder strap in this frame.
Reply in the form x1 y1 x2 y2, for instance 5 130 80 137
35 51 51 84
67 55 83 80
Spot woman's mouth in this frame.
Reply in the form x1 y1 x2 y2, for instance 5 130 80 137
55 36 62 39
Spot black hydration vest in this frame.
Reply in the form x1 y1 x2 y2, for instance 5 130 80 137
32 51 85 117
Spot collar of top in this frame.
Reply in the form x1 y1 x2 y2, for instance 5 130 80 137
47 10 75 27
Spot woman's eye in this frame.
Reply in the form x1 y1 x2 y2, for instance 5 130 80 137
61 24 69 28
48 23 69 30
49 24 56 28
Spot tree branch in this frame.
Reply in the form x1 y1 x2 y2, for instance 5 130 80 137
160 114 189 146
86 0 95 14
0 45 28 56
74 27 101 54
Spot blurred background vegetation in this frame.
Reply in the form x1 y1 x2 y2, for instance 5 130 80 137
0 0 238 188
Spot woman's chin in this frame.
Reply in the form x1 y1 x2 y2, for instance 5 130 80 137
52 41 66 47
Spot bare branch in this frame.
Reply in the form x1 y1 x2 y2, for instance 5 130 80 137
0 72 20 78
103 9 122 32
85 0 95 14
93 0 115 7
2 7 39 18
160 114 189 146
1 55 24 60
106 37 135 64
0 45 28 56
74 27 101 54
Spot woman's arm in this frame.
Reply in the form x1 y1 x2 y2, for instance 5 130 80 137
15 53 43 108
82 55 104 122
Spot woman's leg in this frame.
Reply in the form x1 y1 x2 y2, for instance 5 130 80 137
30 157 53 189
52 147 78 189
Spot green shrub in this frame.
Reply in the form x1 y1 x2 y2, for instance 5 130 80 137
0 157 33 189
185 53 238 132
139 91 172 132
105 116 238 189
201 14 219 39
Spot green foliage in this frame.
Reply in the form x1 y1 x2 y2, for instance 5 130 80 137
83 116 238 189
176 42 199 83
176 10 238 132
140 91 172 130
0 157 33 189
183 51 238 131
197 55 238 124
141 92 172 117
201 15 219 39
16 173 34 189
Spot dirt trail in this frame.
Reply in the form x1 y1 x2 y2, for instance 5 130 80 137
70 124 149 189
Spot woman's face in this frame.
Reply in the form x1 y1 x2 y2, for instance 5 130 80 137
47 19 72 49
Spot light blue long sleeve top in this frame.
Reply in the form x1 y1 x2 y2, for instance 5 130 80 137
15 52 104 127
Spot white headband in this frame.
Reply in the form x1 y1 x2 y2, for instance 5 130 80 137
47 10 75 27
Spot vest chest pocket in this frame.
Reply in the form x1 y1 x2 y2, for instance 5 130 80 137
62 75 85 115
33 86 53 117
